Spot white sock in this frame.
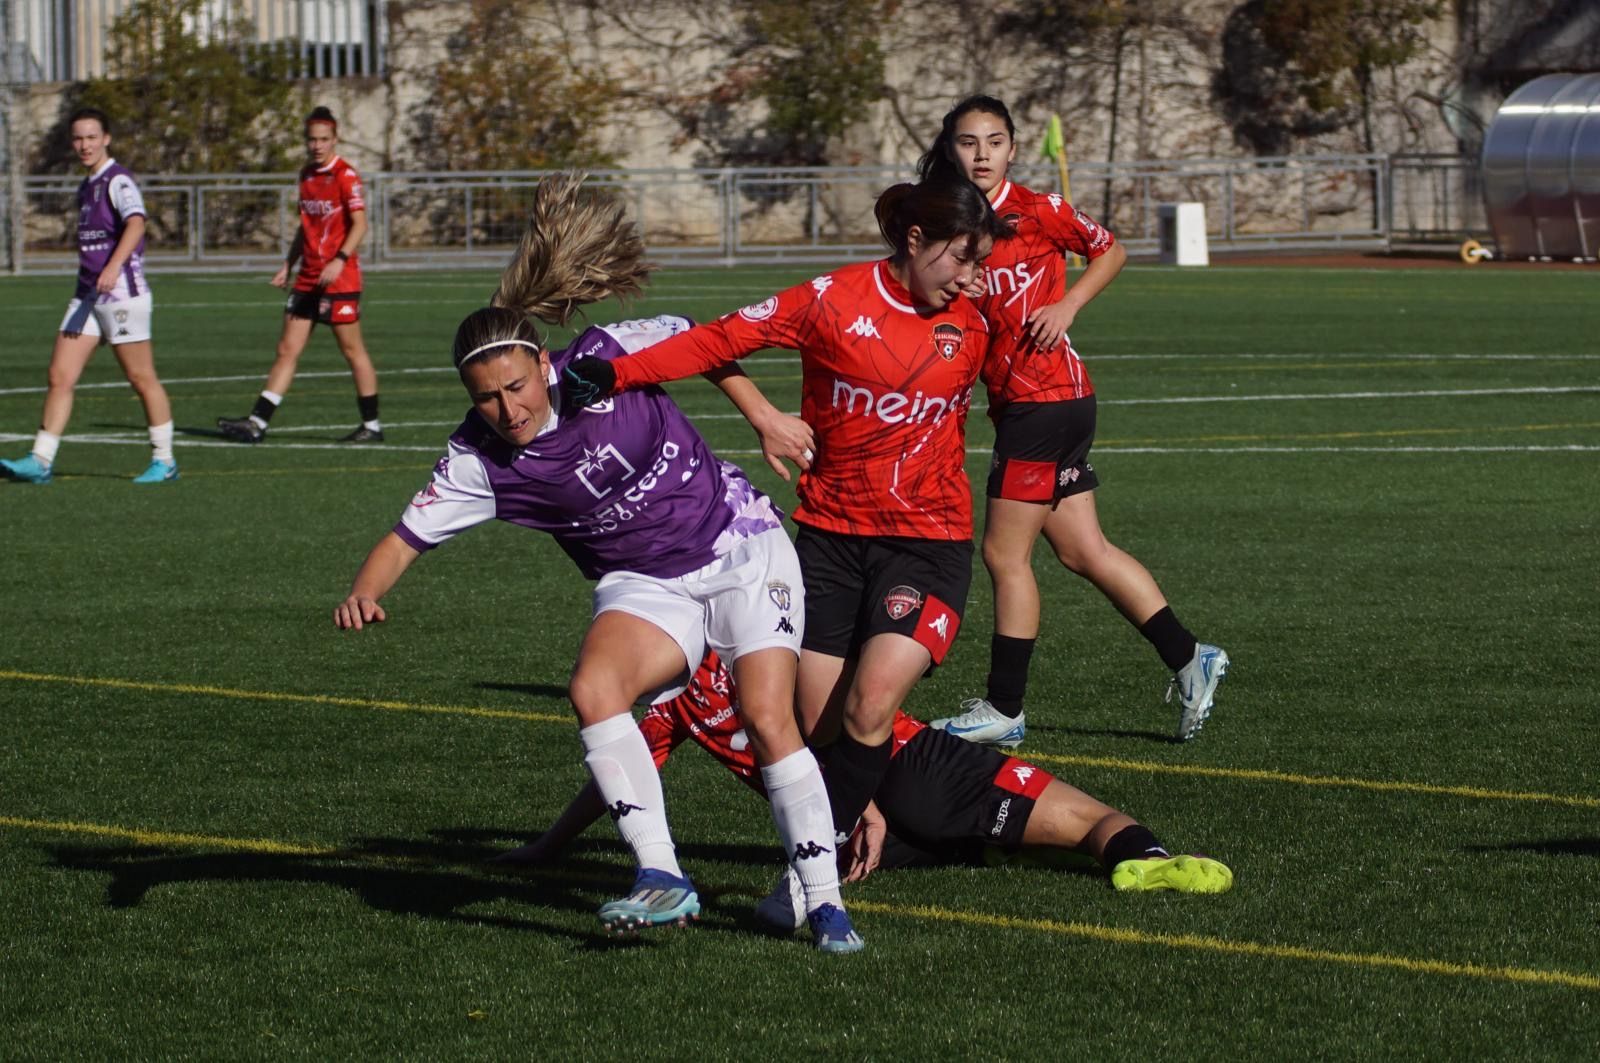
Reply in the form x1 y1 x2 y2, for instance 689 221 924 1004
148 421 174 463
362 419 382 432
761 747 842 913
31 430 61 466
580 714 683 879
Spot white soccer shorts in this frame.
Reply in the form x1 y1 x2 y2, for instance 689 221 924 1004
593 526 805 677
60 292 154 345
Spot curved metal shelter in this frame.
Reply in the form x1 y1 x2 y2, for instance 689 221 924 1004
1481 73 1600 260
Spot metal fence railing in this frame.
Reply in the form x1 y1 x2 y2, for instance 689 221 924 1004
5 153 1482 275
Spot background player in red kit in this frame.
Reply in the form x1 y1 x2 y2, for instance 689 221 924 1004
218 106 383 444
562 176 1013 925
919 96 1229 746
498 648 1233 929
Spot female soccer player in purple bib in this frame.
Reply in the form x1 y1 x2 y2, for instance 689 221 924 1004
332 175 860 952
2 108 176 485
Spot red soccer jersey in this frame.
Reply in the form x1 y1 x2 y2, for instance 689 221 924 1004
294 156 365 294
610 260 989 541
640 650 926 791
978 181 1116 409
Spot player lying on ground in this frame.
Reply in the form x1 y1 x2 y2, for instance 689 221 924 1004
499 648 1232 929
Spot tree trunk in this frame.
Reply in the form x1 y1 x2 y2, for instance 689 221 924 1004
1103 24 1126 224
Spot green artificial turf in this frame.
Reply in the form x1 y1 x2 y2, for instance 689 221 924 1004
2 261 1597 1057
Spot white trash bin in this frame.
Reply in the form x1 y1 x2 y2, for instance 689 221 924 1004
1157 202 1210 266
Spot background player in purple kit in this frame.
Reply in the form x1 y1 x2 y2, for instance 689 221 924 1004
2 108 176 485
332 174 860 952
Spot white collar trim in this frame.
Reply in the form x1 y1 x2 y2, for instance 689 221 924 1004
872 261 918 314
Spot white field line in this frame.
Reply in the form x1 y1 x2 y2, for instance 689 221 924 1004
5 431 1597 458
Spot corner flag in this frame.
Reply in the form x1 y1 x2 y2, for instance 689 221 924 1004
1039 114 1082 268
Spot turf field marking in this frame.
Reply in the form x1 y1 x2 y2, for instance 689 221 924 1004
1025 752 1600 809
4 670 1596 810
0 670 569 725
3 811 1595 991
847 901 1600 992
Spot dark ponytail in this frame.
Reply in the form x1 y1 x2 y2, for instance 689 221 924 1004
916 94 1017 183
874 173 1012 263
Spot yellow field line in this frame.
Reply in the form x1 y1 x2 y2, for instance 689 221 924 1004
4 813 1594 992
1025 752 1600 810
0 669 569 725
5 668 1595 809
847 901 1600 992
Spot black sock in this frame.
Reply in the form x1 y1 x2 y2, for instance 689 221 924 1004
1101 824 1168 870
358 393 380 423
1138 606 1198 672
250 394 280 424
815 732 892 845
985 634 1036 717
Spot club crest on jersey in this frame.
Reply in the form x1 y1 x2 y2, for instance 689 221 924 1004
932 322 963 360
738 296 779 322
767 580 792 612
883 585 923 621
1001 211 1022 229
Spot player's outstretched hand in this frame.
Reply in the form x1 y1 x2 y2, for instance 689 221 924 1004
755 409 815 482
842 801 887 883
269 265 291 289
334 594 386 630
560 357 617 414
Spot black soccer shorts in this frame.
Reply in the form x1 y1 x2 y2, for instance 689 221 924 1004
986 395 1100 504
874 726 1055 855
794 525 972 665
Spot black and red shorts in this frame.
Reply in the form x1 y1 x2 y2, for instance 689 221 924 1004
986 395 1100 504
793 525 971 665
286 288 362 326
875 727 1055 855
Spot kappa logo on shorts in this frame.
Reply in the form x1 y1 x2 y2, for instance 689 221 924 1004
767 580 792 612
1012 765 1035 788
991 797 1012 837
925 611 950 643
932 322 963 361
1058 467 1080 487
337 304 356 318
738 296 779 322
776 617 795 635
883 585 923 621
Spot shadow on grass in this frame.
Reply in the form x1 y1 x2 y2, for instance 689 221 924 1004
1020 721 1179 744
45 826 791 946
1463 838 1600 859
474 680 570 701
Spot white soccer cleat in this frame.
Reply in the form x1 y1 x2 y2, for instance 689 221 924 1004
1167 643 1229 740
929 698 1026 749
754 866 806 932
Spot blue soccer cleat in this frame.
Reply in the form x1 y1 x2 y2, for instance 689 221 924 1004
0 454 53 484
1167 643 1229 740
807 902 865 954
929 698 1026 749
597 868 701 934
132 458 179 484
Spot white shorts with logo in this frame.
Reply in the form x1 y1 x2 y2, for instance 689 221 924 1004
593 527 804 684
60 292 154 345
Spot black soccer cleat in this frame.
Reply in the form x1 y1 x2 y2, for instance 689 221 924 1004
339 425 385 443
216 416 265 444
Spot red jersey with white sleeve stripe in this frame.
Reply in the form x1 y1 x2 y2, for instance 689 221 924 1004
640 650 926 793
294 155 365 294
979 181 1116 409
609 260 989 541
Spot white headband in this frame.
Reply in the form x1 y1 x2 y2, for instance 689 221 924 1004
459 338 541 364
